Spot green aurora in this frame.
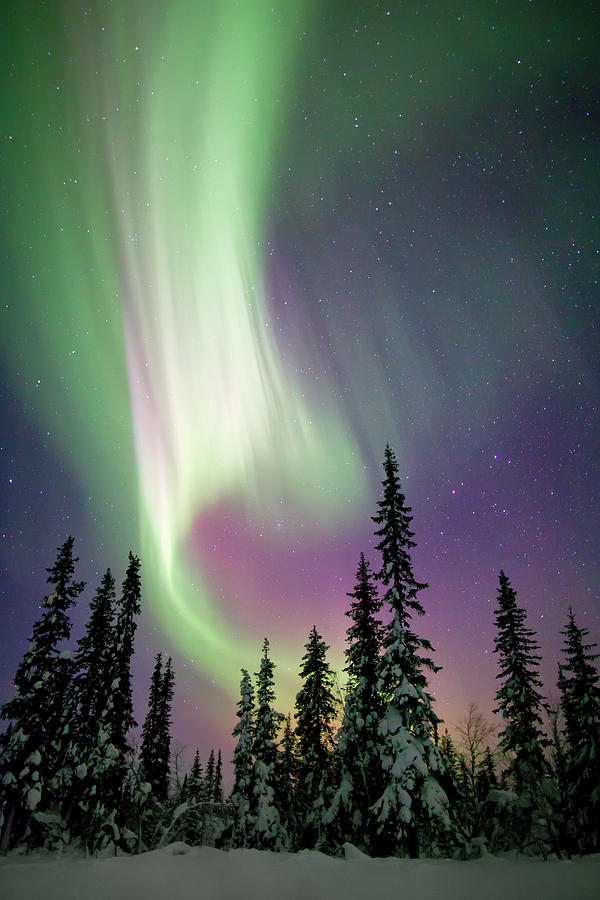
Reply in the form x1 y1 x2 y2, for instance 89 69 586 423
2 0 367 696
3 1 598 742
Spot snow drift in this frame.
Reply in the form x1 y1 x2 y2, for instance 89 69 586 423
1 842 599 900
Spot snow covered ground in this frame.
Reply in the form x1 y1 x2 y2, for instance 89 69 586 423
1 842 598 900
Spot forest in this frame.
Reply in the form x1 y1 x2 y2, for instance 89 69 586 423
0 446 598 860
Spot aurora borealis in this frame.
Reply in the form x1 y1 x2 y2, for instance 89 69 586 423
1 1 598 764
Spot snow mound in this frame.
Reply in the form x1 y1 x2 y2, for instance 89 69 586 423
160 841 192 856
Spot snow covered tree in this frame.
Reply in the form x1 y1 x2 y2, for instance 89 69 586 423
177 749 206 846
558 608 600 853
56 569 117 842
492 571 556 854
439 731 459 781
205 749 216 803
230 669 255 847
140 655 164 793
436 730 471 852
493 572 547 789
0 537 85 850
370 445 449 857
275 713 300 847
140 654 174 802
102 553 142 754
325 554 384 852
295 626 338 848
133 652 174 852
248 639 287 851
69 569 116 752
85 552 142 850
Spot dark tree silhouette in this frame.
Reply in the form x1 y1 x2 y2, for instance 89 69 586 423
0 537 85 850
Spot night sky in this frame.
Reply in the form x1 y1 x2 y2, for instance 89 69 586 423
1 0 598 773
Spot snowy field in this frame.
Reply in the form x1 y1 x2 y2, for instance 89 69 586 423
1 843 599 900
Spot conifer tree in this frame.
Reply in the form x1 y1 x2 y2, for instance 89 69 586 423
558 608 600 852
156 657 175 802
370 445 449 857
248 639 287 850
188 750 204 802
180 773 189 803
0 537 85 850
276 713 299 846
212 750 223 804
182 749 206 845
547 701 570 852
57 569 116 843
295 626 338 848
130 655 173 851
205 749 216 803
440 731 459 781
482 748 498 790
476 747 498 798
326 554 384 852
492 571 555 853
102 553 142 754
177 748 205 846
70 569 116 751
136 653 166 848
230 669 255 847
493 572 547 788
86 552 142 849
140 655 163 789
437 730 469 853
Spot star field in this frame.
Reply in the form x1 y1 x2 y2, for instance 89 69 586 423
0 0 598 765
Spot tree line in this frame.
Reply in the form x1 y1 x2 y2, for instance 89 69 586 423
0 445 598 858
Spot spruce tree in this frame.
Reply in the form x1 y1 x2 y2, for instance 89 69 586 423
492 571 554 853
493 571 547 788
102 553 142 754
188 750 204 802
181 750 205 845
180 772 189 803
248 639 287 850
135 652 167 854
156 657 175 802
70 569 116 752
440 731 459 780
230 669 255 847
295 626 338 848
371 445 449 857
558 608 600 852
0 537 85 850
437 730 469 853
87 552 142 849
179 750 205 845
212 750 223 804
326 554 384 852
275 713 299 847
476 747 498 798
57 569 116 843
140 655 165 798
205 749 216 803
